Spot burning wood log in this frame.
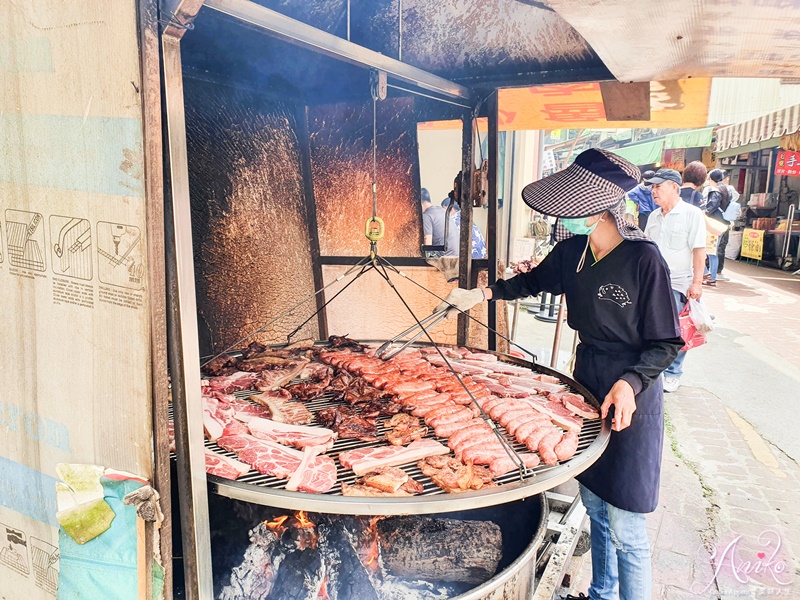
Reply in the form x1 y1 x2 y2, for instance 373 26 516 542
377 517 502 585
317 519 380 600
220 522 284 600
265 548 324 600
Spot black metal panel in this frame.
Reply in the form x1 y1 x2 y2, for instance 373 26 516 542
183 78 318 353
308 98 423 257
180 0 611 104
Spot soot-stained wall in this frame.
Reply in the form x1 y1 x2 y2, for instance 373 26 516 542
184 79 318 353
309 97 423 257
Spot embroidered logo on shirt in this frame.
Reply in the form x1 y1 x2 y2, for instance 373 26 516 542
598 284 632 307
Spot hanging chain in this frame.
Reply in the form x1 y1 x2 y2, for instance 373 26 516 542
365 71 385 258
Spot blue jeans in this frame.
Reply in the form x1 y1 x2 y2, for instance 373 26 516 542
580 484 652 600
705 254 718 282
665 289 686 379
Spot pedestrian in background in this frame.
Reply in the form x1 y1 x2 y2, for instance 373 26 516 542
708 169 739 281
703 171 731 286
679 161 707 208
644 168 706 393
626 169 656 229
421 187 459 257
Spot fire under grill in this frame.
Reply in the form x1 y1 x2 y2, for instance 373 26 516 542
184 342 610 515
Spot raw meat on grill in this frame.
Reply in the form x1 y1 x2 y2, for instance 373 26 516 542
249 393 313 425
247 418 337 450
418 456 495 493
553 392 601 420
168 420 176 453
339 439 450 476
205 449 250 480
254 359 309 391
488 453 541 477
207 371 263 394
526 424 560 453
537 429 564 465
447 422 493 451
203 395 236 441
284 446 337 493
554 430 580 461
316 406 381 442
462 351 499 362
217 433 302 479
522 397 583 431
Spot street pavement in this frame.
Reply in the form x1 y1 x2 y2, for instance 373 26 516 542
510 259 800 599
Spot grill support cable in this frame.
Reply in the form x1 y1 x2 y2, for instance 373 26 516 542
200 255 373 367
285 261 375 342
377 255 543 364
372 258 528 478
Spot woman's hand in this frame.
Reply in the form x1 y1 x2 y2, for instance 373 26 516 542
601 379 637 431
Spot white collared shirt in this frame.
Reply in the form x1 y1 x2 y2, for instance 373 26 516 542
644 200 706 294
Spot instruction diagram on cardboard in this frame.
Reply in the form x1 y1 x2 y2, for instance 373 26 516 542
30 537 58 596
0 522 30 577
50 216 93 280
5 209 46 271
0 220 4 263
96 221 144 289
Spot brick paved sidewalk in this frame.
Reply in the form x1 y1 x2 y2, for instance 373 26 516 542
572 385 800 599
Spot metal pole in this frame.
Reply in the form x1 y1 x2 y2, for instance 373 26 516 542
457 111 475 346
397 0 402 61
511 298 521 340
487 91 499 350
550 296 566 369
162 35 215 600
765 148 775 194
203 0 471 102
296 105 329 339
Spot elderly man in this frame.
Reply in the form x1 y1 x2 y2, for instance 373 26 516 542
644 168 706 393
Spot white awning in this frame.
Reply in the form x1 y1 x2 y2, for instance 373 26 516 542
548 1 800 82
715 105 800 153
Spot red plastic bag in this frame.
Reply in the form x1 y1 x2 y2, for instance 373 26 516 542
679 302 706 351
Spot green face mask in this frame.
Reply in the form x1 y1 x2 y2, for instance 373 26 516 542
561 217 598 235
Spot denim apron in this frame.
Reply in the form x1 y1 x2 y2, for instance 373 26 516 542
574 338 665 514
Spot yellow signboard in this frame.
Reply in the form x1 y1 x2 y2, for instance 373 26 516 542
741 228 765 260
420 78 711 131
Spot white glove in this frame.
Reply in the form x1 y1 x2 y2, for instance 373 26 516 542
434 288 485 318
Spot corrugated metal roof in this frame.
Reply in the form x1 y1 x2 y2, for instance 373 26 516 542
548 1 800 82
716 105 800 152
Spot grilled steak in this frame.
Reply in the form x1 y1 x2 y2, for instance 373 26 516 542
249 393 312 425
317 406 381 442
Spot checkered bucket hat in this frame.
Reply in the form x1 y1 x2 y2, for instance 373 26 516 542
522 148 647 242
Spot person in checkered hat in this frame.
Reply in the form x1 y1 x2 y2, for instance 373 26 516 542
435 149 684 600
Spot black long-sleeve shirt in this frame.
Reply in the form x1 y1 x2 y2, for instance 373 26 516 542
489 237 683 395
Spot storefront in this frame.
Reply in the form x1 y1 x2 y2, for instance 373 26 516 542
716 105 800 269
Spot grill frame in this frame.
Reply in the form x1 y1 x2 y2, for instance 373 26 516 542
200 341 611 515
